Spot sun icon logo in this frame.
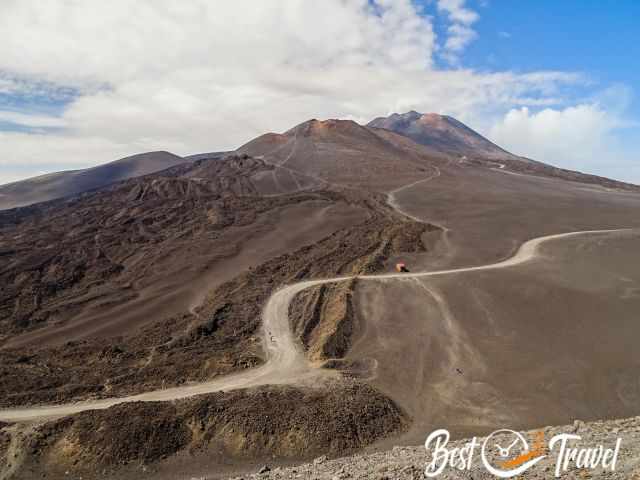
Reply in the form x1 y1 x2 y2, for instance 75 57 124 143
481 429 547 478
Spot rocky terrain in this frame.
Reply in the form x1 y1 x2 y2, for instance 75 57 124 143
232 416 640 480
1 112 640 480
0 382 407 480
0 153 435 408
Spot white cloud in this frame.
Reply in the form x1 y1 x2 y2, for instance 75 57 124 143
436 0 479 25
0 0 632 184
0 1 437 83
444 24 477 54
0 111 66 128
488 103 639 180
436 0 479 63
0 131 136 170
0 72 78 101
490 105 610 163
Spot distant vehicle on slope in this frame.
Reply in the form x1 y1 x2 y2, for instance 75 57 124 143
395 262 409 273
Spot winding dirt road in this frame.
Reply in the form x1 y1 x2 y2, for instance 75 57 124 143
0 167 631 423
0 226 629 423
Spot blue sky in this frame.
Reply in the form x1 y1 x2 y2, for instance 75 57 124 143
463 1 639 87
0 1 638 184
431 0 639 181
430 0 640 110
466 0 640 119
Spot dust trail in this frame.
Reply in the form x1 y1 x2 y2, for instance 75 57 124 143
279 125 299 167
410 278 482 375
386 165 441 223
386 165 453 252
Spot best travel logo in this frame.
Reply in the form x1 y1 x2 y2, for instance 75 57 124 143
424 428 622 478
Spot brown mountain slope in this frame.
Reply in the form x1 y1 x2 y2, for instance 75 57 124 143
351 230 640 444
368 110 517 161
237 116 640 447
238 118 451 191
0 151 188 210
0 150 433 479
0 154 353 347
240 115 638 193
3 116 640 479
369 111 639 191
0 152 436 408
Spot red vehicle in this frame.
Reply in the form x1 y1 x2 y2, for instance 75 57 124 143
395 262 409 273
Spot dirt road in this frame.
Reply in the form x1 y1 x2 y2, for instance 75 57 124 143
0 226 629 423
0 167 631 423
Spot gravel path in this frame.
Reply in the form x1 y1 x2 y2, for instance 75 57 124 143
0 228 629 423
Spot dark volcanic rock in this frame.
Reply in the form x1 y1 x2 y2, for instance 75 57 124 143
0 154 437 408
21 382 406 479
32 402 190 466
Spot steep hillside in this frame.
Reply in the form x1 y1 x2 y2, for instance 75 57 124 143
0 152 436 408
237 115 640 447
3 116 640 480
238 118 449 191
0 151 188 210
369 111 640 191
368 110 517 161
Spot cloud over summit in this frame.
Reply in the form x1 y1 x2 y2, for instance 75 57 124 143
0 0 635 184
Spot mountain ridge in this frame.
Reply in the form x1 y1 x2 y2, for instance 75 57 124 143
0 150 188 210
368 110 521 161
2 112 638 213
240 113 639 193
3 118 640 479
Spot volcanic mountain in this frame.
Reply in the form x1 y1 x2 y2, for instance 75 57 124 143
368 110 518 161
2 114 640 479
237 117 446 191
0 150 187 210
